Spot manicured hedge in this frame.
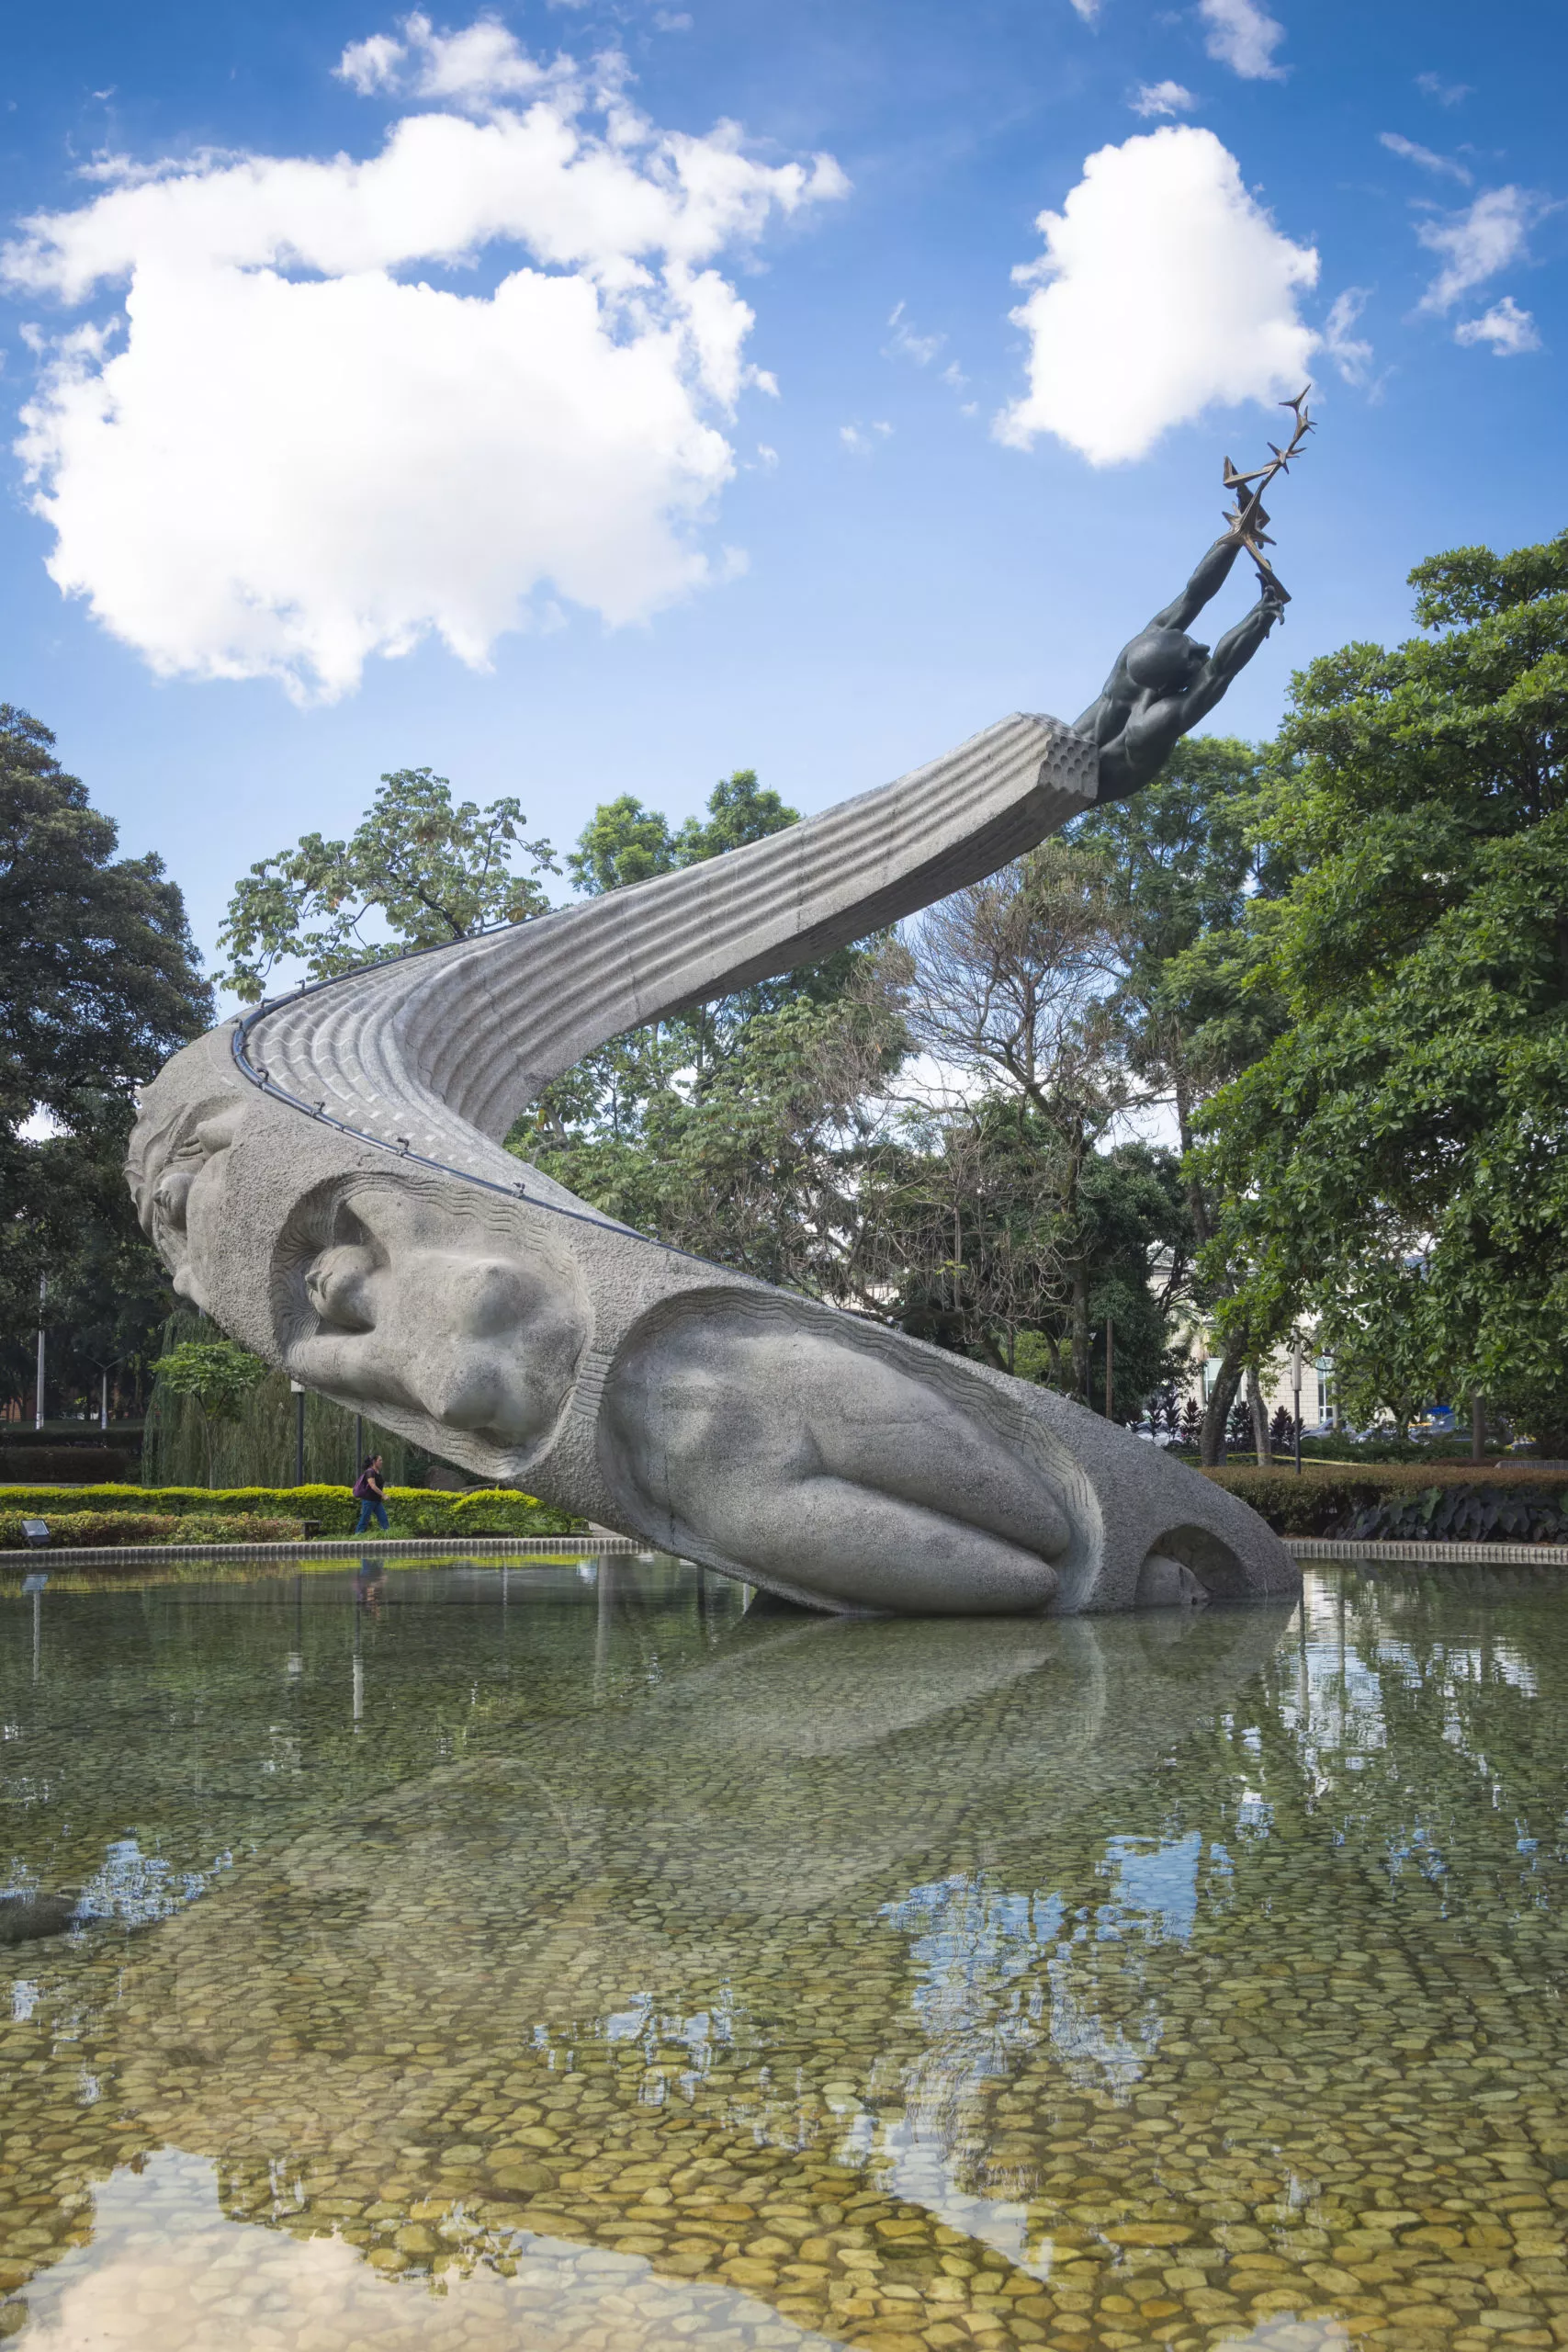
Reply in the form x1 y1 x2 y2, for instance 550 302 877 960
0 1511 306 1550
1206 1464 1568 1541
0 1482 581 1538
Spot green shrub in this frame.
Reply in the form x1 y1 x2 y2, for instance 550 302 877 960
1201 1472 1372 1535
0 1483 582 1538
173 1515 308 1545
0 1511 306 1550
448 1488 580 1536
1207 1464 1568 1541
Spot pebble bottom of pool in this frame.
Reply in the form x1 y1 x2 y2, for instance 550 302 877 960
2 1555 1566 2352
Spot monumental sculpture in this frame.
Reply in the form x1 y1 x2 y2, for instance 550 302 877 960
129 407 1314 1615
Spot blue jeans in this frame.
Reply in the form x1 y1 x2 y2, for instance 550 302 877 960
354 1496 389 1532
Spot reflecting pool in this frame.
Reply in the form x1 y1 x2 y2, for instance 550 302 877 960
3 1556 1567 2352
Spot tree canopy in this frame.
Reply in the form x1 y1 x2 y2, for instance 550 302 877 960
218 767 558 1000
1196 529 1568 1446
527 770 901 1269
565 769 797 897
0 706 211 1418
152 1339 269 1485
0 707 210 1136
526 772 1208 1421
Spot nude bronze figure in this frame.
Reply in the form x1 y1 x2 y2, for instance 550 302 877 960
1076 387 1312 803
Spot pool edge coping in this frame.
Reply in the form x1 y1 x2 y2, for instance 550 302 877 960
1286 1536 1568 1566
0 1534 643 1568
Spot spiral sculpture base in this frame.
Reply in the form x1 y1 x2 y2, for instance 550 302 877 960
129 713 1296 1616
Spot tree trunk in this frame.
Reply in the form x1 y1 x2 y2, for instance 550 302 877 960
1247 1363 1270 1465
1070 1265 1090 1404
1200 1345 1246 1466
1471 1392 1485 1464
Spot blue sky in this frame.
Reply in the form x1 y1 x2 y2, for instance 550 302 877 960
1 0 1562 986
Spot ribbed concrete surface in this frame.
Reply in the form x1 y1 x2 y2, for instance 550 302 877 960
243 713 1097 1185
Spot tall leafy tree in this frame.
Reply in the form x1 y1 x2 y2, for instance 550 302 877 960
0 706 211 1416
1072 737 1292 1458
151 1340 268 1487
529 769 869 1169
1197 530 1568 1450
897 838 1134 1396
564 771 800 898
565 795 678 897
218 766 558 1000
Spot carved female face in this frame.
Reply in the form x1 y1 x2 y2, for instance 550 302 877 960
128 1097 247 1317
279 1178 588 1458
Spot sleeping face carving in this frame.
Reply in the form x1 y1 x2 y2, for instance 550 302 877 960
128 1051 589 1476
127 1092 247 1318
276 1178 588 1456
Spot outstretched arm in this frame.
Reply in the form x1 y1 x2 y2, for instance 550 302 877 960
1148 533 1247 632
1175 582 1286 727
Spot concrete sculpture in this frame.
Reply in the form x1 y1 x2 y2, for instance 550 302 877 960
130 433 1314 1616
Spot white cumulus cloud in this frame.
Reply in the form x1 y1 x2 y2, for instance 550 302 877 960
5 28 847 701
336 12 557 105
1454 296 1540 356
1416 185 1532 312
1131 81 1196 119
995 126 1317 467
1197 0 1287 82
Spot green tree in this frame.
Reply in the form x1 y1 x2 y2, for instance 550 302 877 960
0 707 212 1418
1197 528 1568 1451
1072 738 1292 1460
898 838 1136 1398
218 767 558 1000
528 769 870 1165
867 1097 1189 1417
673 769 797 864
564 771 798 899
1073 736 1281 1152
565 795 677 896
532 763 1217 1424
150 1340 269 1486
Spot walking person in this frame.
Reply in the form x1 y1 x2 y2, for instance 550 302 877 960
352 1453 389 1535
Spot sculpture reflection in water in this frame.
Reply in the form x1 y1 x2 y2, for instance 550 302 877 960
8 1590 1292 2348
128 433 1314 1612
9 1561 1568 2351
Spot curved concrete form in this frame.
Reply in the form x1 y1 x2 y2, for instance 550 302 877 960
129 711 1297 1615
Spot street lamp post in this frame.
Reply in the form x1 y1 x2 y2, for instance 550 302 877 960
86 1355 124 1434
1292 1339 1303 1477
290 1380 306 1486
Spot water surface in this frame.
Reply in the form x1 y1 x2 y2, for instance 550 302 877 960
2 1556 1566 2352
